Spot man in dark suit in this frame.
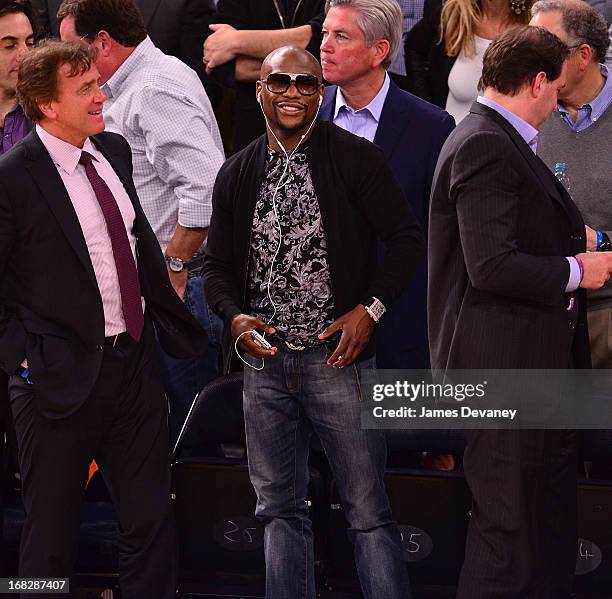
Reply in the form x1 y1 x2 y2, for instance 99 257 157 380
0 0 36 573
429 26 612 599
2 40 205 597
319 0 455 369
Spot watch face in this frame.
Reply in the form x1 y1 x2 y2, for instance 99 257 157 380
168 257 184 272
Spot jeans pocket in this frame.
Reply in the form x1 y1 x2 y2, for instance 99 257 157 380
353 356 377 402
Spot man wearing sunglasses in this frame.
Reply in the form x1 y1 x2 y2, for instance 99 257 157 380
204 45 422 599
203 0 325 152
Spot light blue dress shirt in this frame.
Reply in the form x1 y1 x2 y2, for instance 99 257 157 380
332 73 391 143
477 96 539 153
557 65 612 132
476 96 581 292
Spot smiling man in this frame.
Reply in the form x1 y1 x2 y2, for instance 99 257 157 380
57 0 226 444
203 45 422 599
0 40 206 597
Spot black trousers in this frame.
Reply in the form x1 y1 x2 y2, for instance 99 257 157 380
457 429 578 599
0 371 8 576
8 322 177 598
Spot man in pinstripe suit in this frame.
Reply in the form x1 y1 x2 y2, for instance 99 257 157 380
429 26 612 599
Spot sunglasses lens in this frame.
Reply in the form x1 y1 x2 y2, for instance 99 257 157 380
296 75 319 95
267 73 291 93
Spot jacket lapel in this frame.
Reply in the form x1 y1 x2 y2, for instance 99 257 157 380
22 131 97 286
320 86 336 123
373 80 411 161
470 102 566 210
469 102 585 251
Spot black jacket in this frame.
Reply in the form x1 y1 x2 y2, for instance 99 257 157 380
210 0 326 152
203 121 424 371
404 0 456 108
0 130 207 417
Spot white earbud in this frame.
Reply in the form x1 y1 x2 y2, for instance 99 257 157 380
319 96 323 107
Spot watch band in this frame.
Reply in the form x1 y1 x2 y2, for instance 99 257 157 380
364 297 386 323
598 231 612 252
165 255 186 272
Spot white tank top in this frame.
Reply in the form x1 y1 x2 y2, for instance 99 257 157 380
445 35 492 123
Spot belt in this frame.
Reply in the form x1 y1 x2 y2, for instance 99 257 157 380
269 335 335 353
104 331 131 348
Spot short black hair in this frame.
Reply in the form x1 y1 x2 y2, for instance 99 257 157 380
0 0 36 36
479 25 569 96
57 0 146 47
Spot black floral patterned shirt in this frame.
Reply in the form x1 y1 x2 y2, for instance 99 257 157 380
248 148 335 346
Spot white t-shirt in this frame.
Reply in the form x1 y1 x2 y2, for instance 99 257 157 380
445 35 492 123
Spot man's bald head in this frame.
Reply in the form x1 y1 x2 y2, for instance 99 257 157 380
256 45 324 151
260 46 322 80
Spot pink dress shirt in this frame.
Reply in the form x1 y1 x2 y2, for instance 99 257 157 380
36 125 139 336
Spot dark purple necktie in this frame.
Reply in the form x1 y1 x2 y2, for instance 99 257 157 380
80 151 144 341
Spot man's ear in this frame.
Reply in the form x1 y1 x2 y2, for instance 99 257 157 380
38 99 56 121
531 71 548 98
95 30 113 56
371 39 390 69
575 43 594 71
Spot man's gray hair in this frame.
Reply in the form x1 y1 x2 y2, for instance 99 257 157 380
531 0 610 63
325 0 403 69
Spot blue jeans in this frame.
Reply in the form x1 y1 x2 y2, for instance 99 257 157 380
158 270 223 444
243 346 411 599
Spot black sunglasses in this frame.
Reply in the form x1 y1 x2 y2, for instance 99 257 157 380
259 72 321 96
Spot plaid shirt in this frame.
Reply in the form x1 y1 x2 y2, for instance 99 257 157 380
389 0 426 77
102 37 225 252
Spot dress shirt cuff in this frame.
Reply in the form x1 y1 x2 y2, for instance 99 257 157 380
178 199 213 230
566 256 582 292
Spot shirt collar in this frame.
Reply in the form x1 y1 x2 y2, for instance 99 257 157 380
36 124 100 175
477 96 539 152
6 103 24 119
333 72 391 122
102 36 155 99
557 64 611 122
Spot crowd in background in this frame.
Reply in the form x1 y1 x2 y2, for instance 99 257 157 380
0 0 612 598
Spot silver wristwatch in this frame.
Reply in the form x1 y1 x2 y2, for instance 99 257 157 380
165 255 186 273
364 297 386 323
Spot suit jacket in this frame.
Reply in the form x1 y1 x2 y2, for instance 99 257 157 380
320 80 455 368
428 102 591 370
0 130 206 418
404 0 456 108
